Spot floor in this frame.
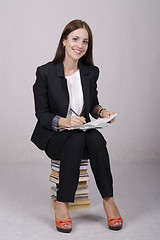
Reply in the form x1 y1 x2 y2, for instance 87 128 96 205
0 160 159 240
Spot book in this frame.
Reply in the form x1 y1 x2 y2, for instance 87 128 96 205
51 165 88 172
51 181 88 189
75 187 89 194
50 174 89 184
51 159 89 164
75 181 88 188
51 192 89 200
51 169 88 177
50 186 89 196
68 204 90 210
51 195 90 205
51 198 90 210
51 160 89 171
50 159 90 210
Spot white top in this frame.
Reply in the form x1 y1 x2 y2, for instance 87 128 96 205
65 69 84 118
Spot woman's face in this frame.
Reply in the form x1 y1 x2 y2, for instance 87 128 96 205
63 28 89 63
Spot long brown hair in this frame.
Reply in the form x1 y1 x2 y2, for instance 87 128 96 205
52 19 94 65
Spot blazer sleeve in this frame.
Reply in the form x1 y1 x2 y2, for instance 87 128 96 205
90 66 101 119
33 67 55 130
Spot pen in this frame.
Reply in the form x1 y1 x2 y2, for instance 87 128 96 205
70 108 79 116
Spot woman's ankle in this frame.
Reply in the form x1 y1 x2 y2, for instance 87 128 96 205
56 201 69 211
55 201 69 216
103 197 114 203
103 198 120 218
56 200 69 206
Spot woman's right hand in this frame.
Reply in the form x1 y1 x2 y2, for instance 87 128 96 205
69 116 86 127
58 116 86 128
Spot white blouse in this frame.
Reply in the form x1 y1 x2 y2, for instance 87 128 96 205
65 69 84 118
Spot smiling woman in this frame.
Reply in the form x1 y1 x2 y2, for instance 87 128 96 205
31 19 123 233
63 29 88 55
53 19 93 66
62 28 89 75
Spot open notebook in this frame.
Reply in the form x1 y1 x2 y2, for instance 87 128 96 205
59 113 117 132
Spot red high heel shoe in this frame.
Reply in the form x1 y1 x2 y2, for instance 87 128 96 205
54 200 72 233
107 216 123 231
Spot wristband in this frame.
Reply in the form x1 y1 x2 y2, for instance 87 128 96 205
98 108 106 118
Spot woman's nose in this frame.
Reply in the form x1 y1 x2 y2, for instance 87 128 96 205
77 41 83 48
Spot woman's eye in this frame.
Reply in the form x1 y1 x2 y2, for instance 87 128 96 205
72 37 78 41
83 40 88 44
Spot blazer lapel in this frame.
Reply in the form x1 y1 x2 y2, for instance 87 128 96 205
55 63 69 117
79 61 91 114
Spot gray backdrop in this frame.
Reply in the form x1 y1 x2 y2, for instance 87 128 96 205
0 0 160 163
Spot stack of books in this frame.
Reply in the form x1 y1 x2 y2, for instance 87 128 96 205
50 159 90 210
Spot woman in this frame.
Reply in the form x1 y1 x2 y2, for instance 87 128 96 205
31 19 123 233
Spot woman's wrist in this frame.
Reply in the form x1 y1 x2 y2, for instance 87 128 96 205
98 108 106 118
58 117 70 128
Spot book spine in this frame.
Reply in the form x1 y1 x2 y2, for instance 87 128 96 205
50 159 90 210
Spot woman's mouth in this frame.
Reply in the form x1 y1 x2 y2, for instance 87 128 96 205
73 49 82 54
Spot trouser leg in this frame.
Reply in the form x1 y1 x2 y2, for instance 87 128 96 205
45 130 86 202
86 129 113 198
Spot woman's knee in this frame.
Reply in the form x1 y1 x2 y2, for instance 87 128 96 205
86 129 106 146
71 130 85 141
65 130 86 149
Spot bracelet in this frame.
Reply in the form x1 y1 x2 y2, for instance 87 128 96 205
98 108 106 118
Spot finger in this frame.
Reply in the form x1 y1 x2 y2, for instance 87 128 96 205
108 111 114 116
104 111 115 118
72 116 86 123
80 117 86 123
70 117 84 126
108 117 115 123
72 116 83 120
103 112 110 118
81 116 86 122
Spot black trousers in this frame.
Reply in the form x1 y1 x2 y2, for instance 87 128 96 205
45 129 113 202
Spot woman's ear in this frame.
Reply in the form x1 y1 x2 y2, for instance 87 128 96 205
62 39 66 47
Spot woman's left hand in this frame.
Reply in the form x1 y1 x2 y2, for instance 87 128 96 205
100 110 115 123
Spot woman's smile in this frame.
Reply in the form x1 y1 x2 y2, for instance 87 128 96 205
63 28 89 62
72 48 82 55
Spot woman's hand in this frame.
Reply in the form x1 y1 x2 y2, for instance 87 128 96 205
58 116 86 128
100 110 115 123
68 116 86 127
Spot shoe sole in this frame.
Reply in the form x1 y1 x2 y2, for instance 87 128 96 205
108 225 122 231
56 226 72 233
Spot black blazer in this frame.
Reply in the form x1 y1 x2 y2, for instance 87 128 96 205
31 60 100 150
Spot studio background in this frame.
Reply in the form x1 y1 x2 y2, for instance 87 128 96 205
1 0 159 164
0 1 160 239
0 0 159 164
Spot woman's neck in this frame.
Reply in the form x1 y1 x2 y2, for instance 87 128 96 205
63 58 78 76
